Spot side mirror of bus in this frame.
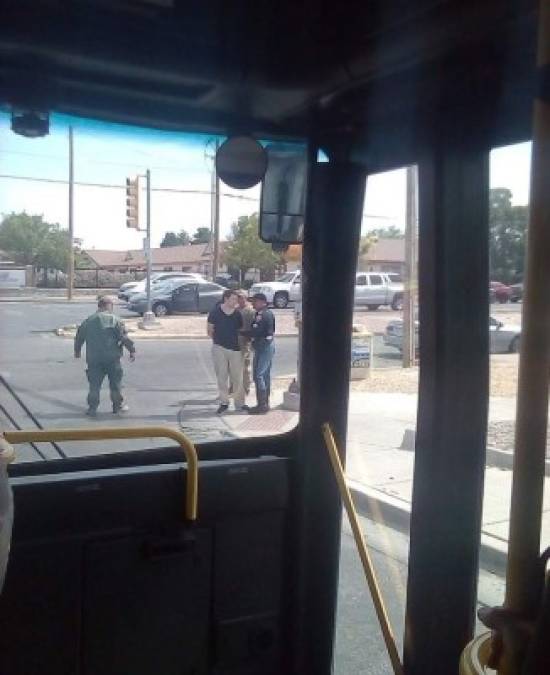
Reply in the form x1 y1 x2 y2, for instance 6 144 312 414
259 142 308 244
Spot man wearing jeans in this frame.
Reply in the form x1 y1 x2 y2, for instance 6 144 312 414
207 289 246 414
241 293 275 415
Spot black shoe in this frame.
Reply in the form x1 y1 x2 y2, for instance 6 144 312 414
216 403 229 415
248 391 269 415
248 404 269 415
86 408 97 418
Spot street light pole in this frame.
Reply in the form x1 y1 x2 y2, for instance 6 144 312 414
146 169 152 314
140 169 156 329
67 126 74 301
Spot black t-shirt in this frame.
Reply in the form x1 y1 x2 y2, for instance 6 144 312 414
207 305 243 351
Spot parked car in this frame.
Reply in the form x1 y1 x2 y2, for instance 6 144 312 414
510 282 523 303
118 280 140 299
127 279 224 316
119 272 205 301
214 273 240 289
354 272 404 310
384 316 521 354
489 281 512 304
249 270 404 310
249 271 302 308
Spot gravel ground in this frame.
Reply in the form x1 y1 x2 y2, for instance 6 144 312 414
349 354 522 396
487 420 550 457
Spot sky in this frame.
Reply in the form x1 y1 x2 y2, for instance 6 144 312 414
0 112 532 250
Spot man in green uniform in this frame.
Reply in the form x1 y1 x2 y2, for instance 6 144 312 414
74 295 136 417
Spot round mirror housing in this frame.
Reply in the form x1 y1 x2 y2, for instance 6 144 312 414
216 136 267 189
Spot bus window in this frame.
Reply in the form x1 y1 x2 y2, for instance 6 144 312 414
477 141 548 634
334 166 415 672
0 112 301 462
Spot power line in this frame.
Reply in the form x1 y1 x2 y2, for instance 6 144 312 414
0 147 229 173
0 172 258 201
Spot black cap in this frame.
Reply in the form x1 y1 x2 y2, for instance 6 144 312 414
251 293 267 303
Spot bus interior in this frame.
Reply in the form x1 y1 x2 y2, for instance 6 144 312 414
0 2 548 674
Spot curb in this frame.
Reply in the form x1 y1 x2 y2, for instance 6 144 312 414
486 445 550 476
0 297 100 303
348 480 508 575
401 428 550 476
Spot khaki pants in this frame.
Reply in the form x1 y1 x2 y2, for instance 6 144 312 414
212 345 245 407
241 342 252 393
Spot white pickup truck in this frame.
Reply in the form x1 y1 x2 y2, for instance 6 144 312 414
354 272 404 310
250 270 404 310
249 271 302 308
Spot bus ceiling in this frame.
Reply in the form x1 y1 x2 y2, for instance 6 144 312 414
0 1 538 155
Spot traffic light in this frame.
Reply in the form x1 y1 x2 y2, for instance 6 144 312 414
126 177 140 229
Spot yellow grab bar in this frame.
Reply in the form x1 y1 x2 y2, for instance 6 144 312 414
459 632 493 674
3 426 198 521
322 422 404 675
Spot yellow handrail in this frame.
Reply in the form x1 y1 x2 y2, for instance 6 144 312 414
459 632 493 674
322 422 404 675
2 426 199 521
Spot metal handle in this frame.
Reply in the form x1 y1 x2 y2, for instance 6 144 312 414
459 632 492 674
2 426 199 521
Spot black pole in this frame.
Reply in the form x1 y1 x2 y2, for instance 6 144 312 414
292 161 365 674
404 141 489 674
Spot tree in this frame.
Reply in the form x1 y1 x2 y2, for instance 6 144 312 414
161 230 191 247
222 213 282 282
35 227 70 273
192 227 211 244
356 233 379 272
489 188 528 283
365 225 404 239
0 212 69 271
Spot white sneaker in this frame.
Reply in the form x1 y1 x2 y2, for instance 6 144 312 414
113 404 129 414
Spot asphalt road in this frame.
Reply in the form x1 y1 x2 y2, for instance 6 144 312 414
0 302 303 457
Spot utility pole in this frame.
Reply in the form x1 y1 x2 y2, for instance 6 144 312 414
142 169 156 327
210 138 220 280
67 126 74 301
213 170 220 279
403 165 417 368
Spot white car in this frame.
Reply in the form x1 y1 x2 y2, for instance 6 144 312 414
384 316 521 354
119 272 205 301
249 271 302 308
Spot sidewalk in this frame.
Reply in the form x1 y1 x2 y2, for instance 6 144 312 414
56 312 301 339
54 309 399 340
345 391 550 574
0 288 111 302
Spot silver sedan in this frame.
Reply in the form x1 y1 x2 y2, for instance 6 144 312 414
384 316 521 354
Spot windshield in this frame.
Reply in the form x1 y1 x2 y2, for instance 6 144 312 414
276 273 297 282
387 273 402 283
0 112 302 463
